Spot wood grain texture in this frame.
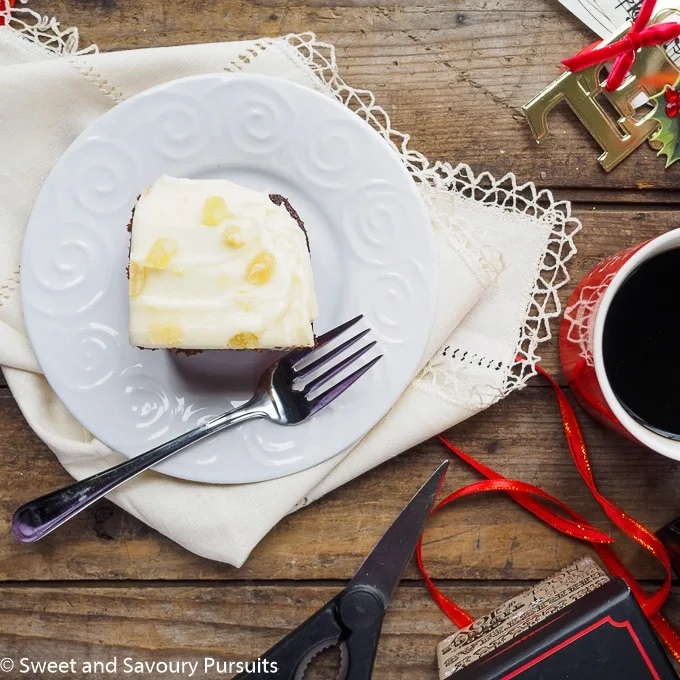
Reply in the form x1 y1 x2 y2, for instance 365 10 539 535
0 583 678 680
26 0 680 190
3 0 680 675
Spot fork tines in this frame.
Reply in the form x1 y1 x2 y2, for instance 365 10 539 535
292 315 382 414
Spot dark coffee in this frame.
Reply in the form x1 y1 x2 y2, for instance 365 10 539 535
602 247 680 439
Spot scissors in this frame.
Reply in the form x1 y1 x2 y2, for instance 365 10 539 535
234 460 448 680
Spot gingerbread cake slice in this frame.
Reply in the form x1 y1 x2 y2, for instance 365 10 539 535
128 175 318 351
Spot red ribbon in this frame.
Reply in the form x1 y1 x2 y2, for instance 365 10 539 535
0 0 15 27
416 364 680 662
562 0 680 91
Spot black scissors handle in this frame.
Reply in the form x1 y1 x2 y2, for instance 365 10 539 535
335 586 385 680
233 600 343 680
235 586 386 680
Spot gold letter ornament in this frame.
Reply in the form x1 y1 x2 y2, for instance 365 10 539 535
523 11 680 171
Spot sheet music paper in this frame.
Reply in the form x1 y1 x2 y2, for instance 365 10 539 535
557 0 627 36
557 0 680 63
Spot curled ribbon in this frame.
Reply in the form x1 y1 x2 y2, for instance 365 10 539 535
417 364 680 662
562 0 680 91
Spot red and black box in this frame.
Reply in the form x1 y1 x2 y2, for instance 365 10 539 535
450 578 677 680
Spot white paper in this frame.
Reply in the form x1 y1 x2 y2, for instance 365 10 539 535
557 0 628 36
558 0 680 48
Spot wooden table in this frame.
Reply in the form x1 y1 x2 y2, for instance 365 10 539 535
2 1 680 678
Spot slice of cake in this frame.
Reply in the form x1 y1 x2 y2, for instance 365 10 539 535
128 175 318 351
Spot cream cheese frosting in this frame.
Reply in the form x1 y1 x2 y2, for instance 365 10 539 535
128 175 318 350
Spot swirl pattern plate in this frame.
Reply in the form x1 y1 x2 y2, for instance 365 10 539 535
21 74 437 483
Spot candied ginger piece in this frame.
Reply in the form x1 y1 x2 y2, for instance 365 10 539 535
229 332 259 349
246 251 276 285
222 225 245 249
202 196 230 226
146 238 178 269
129 262 146 298
149 322 183 346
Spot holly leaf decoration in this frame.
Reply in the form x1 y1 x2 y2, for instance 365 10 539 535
650 83 680 168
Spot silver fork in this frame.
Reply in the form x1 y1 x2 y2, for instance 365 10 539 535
12 315 381 543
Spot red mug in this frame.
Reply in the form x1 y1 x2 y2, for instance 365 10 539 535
559 229 680 459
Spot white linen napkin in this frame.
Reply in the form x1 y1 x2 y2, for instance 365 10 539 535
0 4 580 566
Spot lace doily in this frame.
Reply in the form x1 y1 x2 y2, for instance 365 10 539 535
1 0 95 56
415 171 581 405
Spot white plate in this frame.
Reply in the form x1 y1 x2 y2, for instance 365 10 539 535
21 74 437 483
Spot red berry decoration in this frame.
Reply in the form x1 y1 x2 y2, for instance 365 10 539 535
666 101 680 118
665 86 680 104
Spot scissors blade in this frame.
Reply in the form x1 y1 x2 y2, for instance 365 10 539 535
346 460 448 606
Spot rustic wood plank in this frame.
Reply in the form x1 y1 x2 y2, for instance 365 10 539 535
0 582 676 680
0 583 550 680
24 0 680 191
2 0 678 672
571 191 680 204
1 383 678 582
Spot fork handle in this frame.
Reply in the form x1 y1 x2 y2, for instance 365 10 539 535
12 397 270 543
